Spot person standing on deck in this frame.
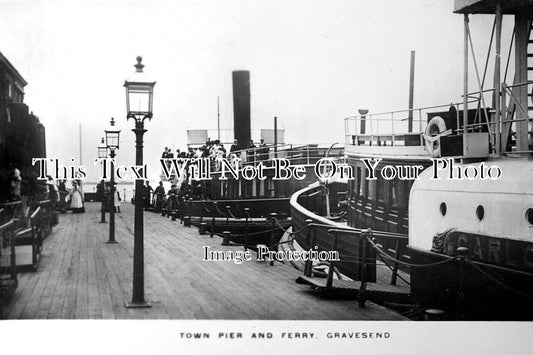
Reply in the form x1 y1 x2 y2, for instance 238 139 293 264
9 168 21 201
97 179 106 211
144 181 153 209
57 180 68 212
46 175 59 208
113 182 121 213
69 181 85 213
154 181 165 212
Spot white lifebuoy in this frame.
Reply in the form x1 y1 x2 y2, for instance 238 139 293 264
423 116 449 157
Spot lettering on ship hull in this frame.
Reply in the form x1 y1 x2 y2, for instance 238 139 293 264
431 230 533 272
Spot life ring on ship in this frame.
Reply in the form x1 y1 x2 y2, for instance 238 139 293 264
423 116 451 157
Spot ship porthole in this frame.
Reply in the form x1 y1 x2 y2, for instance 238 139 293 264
526 208 533 225
476 205 485 221
439 202 447 216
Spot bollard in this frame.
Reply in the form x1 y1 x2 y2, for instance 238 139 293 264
225 205 231 231
210 202 217 238
188 198 194 226
424 309 445 321
171 211 177 221
221 231 231 246
358 228 372 308
199 222 207 235
269 213 278 266
183 216 191 227
304 219 315 277
326 230 338 288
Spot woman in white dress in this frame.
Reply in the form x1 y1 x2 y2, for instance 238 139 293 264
113 183 121 213
70 181 85 213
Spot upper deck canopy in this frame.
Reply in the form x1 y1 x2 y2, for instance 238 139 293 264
454 0 533 14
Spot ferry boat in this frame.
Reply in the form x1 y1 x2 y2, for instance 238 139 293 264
160 70 345 248
291 0 533 320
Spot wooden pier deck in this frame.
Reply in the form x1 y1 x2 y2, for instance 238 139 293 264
3 202 406 320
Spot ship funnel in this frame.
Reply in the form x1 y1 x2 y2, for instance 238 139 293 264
232 71 251 149
358 109 369 135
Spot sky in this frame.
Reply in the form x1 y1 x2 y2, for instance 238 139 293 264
0 0 514 182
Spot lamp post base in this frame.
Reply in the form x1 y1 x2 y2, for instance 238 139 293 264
105 240 119 244
124 301 152 308
99 221 107 223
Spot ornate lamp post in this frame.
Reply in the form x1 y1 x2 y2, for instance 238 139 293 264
105 117 120 244
97 137 108 223
124 56 155 308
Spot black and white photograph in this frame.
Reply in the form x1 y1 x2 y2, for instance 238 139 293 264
1 0 533 354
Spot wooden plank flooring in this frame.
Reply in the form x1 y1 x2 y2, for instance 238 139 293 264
2 202 406 320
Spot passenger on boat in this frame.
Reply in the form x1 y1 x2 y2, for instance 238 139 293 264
247 140 256 164
230 139 239 155
257 139 269 162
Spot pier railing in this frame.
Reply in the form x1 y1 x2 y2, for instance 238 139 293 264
186 198 291 222
0 219 18 313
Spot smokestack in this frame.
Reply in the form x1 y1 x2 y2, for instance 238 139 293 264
232 70 251 149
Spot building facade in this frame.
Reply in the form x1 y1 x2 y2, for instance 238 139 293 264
0 51 46 201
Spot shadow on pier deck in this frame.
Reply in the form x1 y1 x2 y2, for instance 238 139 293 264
3 203 406 320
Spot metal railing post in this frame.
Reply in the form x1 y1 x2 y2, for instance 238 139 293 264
269 212 277 266
244 207 250 251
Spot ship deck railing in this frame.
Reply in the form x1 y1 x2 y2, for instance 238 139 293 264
344 100 476 146
290 183 410 287
225 143 346 167
160 143 347 183
345 80 533 155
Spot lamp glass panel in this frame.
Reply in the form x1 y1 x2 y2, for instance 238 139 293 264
125 83 154 115
105 131 120 150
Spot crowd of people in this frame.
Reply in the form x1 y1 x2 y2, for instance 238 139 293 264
44 176 86 213
161 138 270 171
150 138 272 213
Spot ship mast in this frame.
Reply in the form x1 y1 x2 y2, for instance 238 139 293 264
455 0 533 156
494 2 502 154
217 96 220 141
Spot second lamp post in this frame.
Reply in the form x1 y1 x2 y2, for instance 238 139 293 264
105 117 120 244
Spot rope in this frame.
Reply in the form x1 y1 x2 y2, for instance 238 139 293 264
213 203 226 216
374 249 411 286
203 204 212 214
223 226 283 238
366 237 457 268
226 208 243 220
271 217 307 235
245 211 262 225
468 260 533 303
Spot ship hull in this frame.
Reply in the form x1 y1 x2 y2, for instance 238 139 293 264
409 246 533 320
